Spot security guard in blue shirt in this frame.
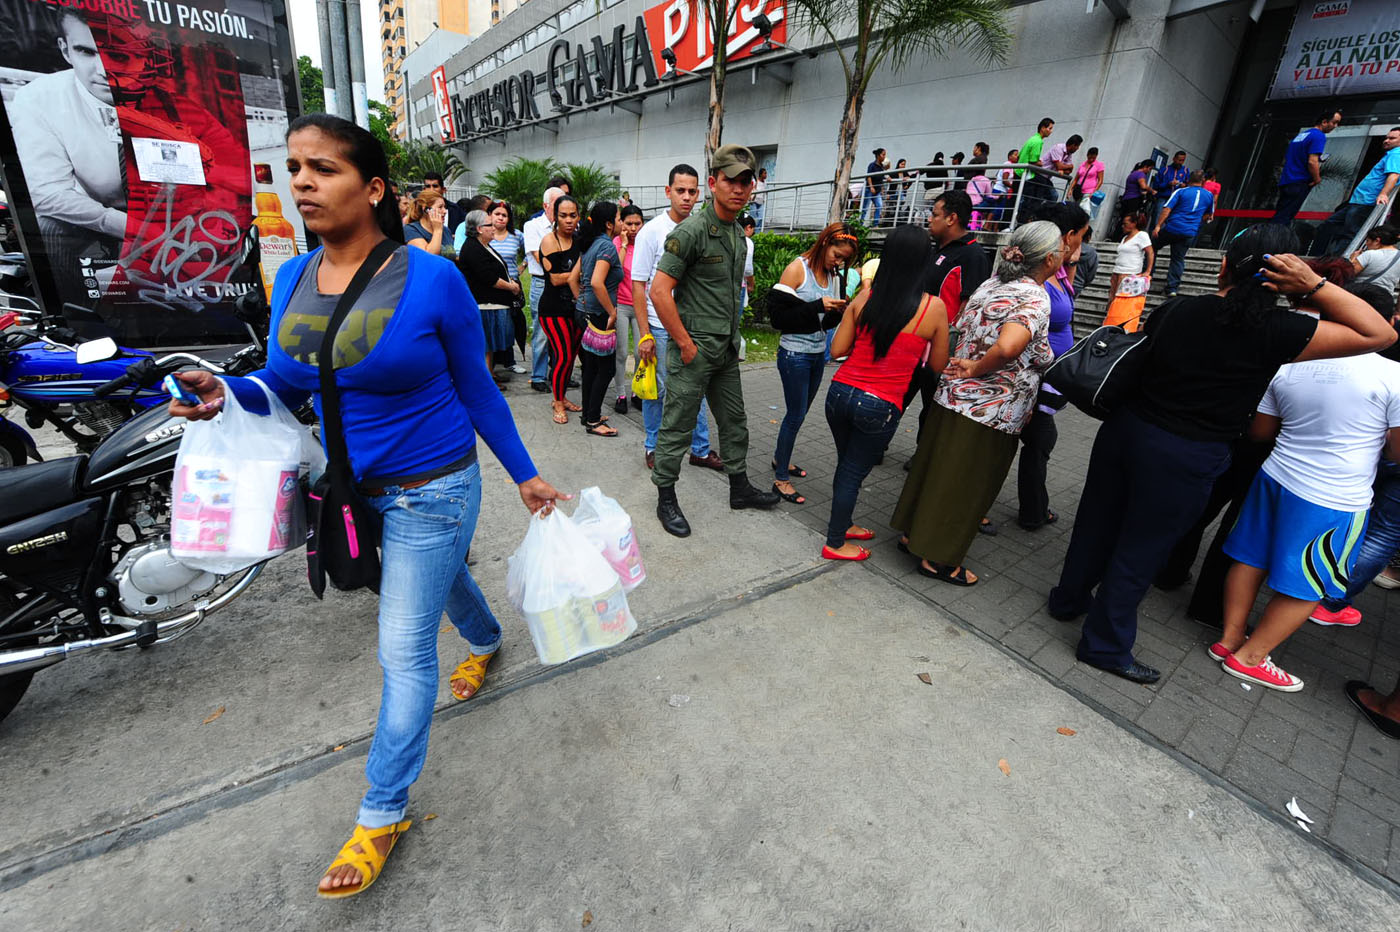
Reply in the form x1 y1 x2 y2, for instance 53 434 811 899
648 144 780 536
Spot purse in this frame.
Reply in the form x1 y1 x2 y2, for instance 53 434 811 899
1043 298 1179 421
303 238 399 598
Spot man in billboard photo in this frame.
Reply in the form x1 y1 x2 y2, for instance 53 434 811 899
9 11 130 304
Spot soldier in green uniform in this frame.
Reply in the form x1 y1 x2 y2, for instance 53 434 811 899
649 144 781 537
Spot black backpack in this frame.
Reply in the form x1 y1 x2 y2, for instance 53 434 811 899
1043 298 1179 421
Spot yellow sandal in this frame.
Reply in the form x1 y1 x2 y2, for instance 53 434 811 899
450 649 497 701
316 819 411 899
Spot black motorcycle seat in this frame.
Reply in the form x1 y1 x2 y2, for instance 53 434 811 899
0 457 85 523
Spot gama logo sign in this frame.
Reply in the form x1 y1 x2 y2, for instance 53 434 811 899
1312 1 1351 19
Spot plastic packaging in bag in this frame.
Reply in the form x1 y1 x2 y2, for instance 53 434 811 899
171 378 321 574
572 486 646 592
507 507 637 665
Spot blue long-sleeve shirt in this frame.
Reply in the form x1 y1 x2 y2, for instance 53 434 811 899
227 246 537 486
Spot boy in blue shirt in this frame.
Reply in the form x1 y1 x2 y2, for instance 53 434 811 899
1272 109 1341 227
1152 170 1215 296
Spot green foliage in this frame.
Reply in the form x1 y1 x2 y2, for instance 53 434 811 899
368 100 403 176
482 157 564 220
297 55 324 113
395 139 468 186
564 163 623 212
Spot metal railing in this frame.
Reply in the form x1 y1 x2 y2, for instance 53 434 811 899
630 162 1076 234
1341 199 1395 257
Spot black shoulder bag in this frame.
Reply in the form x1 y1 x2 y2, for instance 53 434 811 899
1043 296 1180 421
304 238 398 598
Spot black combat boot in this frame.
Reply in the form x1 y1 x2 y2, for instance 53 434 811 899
657 485 692 537
729 472 781 510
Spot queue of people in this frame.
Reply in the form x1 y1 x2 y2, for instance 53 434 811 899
167 111 1400 901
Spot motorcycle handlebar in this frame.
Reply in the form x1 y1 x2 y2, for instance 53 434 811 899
92 352 228 399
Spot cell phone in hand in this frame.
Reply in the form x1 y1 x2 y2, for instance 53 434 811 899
163 373 201 406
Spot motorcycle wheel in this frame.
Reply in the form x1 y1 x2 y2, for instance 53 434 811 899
0 670 34 723
0 433 27 468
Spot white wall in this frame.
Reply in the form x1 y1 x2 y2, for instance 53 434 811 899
426 0 1253 219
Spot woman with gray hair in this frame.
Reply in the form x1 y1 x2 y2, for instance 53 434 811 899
891 220 1061 585
457 208 522 378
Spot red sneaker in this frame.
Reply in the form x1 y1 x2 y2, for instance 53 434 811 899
1206 642 1230 662
1222 653 1304 692
1309 605 1361 627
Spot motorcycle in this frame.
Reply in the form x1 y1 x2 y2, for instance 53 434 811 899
0 230 298 723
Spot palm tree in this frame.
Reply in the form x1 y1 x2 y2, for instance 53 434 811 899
700 0 742 177
564 162 623 211
481 157 564 219
397 139 469 186
786 0 1013 222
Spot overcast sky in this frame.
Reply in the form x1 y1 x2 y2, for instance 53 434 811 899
288 1 388 105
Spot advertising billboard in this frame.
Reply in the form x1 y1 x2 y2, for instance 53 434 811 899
0 0 303 346
1268 0 1400 101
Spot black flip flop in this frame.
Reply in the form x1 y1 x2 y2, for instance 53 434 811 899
978 518 998 536
1345 680 1400 740
772 459 807 478
772 482 806 505
583 422 618 437
917 561 978 587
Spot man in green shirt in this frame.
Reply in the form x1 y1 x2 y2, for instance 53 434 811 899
649 144 781 536
1016 116 1056 220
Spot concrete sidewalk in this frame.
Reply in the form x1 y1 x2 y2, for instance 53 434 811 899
2 369 1398 929
3 574 1394 930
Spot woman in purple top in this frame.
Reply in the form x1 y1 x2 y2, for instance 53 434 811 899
168 115 567 899
1116 159 1153 237
1019 203 1090 530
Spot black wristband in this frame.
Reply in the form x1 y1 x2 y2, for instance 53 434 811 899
1301 279 1327 301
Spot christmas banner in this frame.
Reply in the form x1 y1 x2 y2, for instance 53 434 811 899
0 0 303 346
1269 0 1400 101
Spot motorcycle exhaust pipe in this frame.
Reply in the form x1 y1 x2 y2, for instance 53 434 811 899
0 563 264 675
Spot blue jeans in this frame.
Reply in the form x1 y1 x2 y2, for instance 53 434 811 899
863 191 884 225
774 347 825 481
1323 461 1400 611
1154 230 1195 293
824 381 902 547
1311 203 1375 257
750 202 764 231
528 276 549 383
643 329 711 455
1272 180 1312 227
357 464 500 828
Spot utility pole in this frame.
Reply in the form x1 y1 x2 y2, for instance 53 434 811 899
346 0 370 129
325 0 354 120
315 0 337 115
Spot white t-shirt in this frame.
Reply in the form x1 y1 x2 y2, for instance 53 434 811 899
632 210 681 329
522 213 551 277
752 178 766 205
1259 354 1400 510
1355 247 1400 293
1112 231 1152 274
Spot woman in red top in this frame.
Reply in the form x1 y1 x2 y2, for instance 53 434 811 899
822 226 949 560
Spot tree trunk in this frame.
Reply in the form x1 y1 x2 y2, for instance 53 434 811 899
705 65 725 178
828 86 865 224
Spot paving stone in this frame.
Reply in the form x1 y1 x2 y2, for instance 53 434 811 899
1239 710 1300 765
1330 798 1391 872
1179 721 1239 772
1135 696 1196 746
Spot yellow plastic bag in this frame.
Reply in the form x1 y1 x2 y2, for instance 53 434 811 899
631 357 658 400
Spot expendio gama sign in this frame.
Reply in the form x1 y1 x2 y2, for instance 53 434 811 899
441 0 786 140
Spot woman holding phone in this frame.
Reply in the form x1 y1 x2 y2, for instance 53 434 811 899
403 190 448 255
167 114 566 899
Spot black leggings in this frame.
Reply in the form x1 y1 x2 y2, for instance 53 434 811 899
580 350 612 426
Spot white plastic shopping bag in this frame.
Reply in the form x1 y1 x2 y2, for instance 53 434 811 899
507 507 637 665
572 486 647 592
170 378 321 574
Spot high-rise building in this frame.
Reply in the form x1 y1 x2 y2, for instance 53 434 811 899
380 0 524 140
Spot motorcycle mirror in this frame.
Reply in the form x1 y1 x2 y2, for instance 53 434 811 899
75 336 118 365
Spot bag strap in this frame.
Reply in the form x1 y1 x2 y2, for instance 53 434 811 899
316 239 399 473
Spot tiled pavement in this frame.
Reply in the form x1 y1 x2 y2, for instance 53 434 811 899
589 358 1400 888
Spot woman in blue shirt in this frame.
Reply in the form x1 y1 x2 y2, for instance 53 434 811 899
170 115 566 899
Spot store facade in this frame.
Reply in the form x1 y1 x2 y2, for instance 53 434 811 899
405 0 1398 231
